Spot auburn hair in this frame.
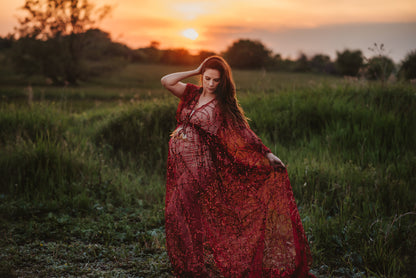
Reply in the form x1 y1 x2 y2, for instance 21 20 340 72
200 56 249 128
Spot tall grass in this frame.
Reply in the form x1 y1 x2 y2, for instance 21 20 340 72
94 100 177 173
0 65 415 277
243 83 415 277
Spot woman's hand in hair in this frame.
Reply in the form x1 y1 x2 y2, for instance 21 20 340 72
196 57 210 74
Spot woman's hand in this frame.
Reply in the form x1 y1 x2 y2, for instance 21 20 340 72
266 152 286 169
161 63 204 98
196 57 209 74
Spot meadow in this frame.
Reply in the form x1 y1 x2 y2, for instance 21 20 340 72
0 64 415 277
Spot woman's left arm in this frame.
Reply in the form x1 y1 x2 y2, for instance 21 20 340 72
221 124 286 169
240 127 286 169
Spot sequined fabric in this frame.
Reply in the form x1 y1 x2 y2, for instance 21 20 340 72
166 83 313 277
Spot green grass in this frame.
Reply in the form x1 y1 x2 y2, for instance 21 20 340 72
0 64 415 277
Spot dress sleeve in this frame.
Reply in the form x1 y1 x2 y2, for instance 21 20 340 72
181 83 200 101
176 83 201 122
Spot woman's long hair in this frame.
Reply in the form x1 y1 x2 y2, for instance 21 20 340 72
200 56 249 128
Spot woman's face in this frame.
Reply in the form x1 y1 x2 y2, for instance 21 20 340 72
202 68 221 94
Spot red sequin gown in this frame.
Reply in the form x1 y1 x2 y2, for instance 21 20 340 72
166 84 313 277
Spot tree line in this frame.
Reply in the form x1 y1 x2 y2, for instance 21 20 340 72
0 0 415 86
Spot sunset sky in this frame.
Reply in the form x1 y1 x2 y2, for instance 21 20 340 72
1 0 415 62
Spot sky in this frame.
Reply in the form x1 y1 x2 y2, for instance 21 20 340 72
1 0 415 62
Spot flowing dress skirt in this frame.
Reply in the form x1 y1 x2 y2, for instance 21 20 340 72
165 83 313 277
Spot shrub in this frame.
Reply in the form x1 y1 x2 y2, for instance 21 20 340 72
398 49 416 80
94 102 177 172
335 49 363 76
364 55 395 81
0 105 67 144
224 39 272 69
0 140 85 198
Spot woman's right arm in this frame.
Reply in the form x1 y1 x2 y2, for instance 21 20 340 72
161 68 200 98
161 59 206 98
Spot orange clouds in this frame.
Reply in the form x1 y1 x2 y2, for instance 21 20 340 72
1 0 415 57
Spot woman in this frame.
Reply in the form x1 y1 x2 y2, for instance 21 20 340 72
161 56 313 277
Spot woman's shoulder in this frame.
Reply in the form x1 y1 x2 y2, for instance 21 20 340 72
181 83 201 102
176 83 201 116
185 83 201 91
184 83 201 96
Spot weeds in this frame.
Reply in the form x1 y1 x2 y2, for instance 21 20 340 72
0 65 415 277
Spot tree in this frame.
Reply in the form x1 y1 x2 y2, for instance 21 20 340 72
310 54 335 74
362 43 395 82
268 54 295 71
80 29 131 60
135 41 163 63
398 50 416 80
294 53 310 72
16 0 111 39
0 34 14 50
12 0 111 85
336 49 363 76
198 50 217 61
223 39 272 69
160 48 194 65
364 56 395 81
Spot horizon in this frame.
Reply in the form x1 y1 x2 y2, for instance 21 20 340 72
1 0 415 63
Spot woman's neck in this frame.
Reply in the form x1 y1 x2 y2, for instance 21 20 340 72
201 89 215 98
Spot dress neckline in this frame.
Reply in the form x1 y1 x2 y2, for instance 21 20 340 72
193 95 216 111
185 88 216 121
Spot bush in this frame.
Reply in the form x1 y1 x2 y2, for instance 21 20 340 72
0 140 85 198
336 49 363 76
224 39 272 69
94 102 177 172
398 49 416 80
0 104 67 144
364 55 395 81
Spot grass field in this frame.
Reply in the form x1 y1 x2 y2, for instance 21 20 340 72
0 63 415 277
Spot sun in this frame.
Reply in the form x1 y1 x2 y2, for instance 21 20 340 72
181 28 199 40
